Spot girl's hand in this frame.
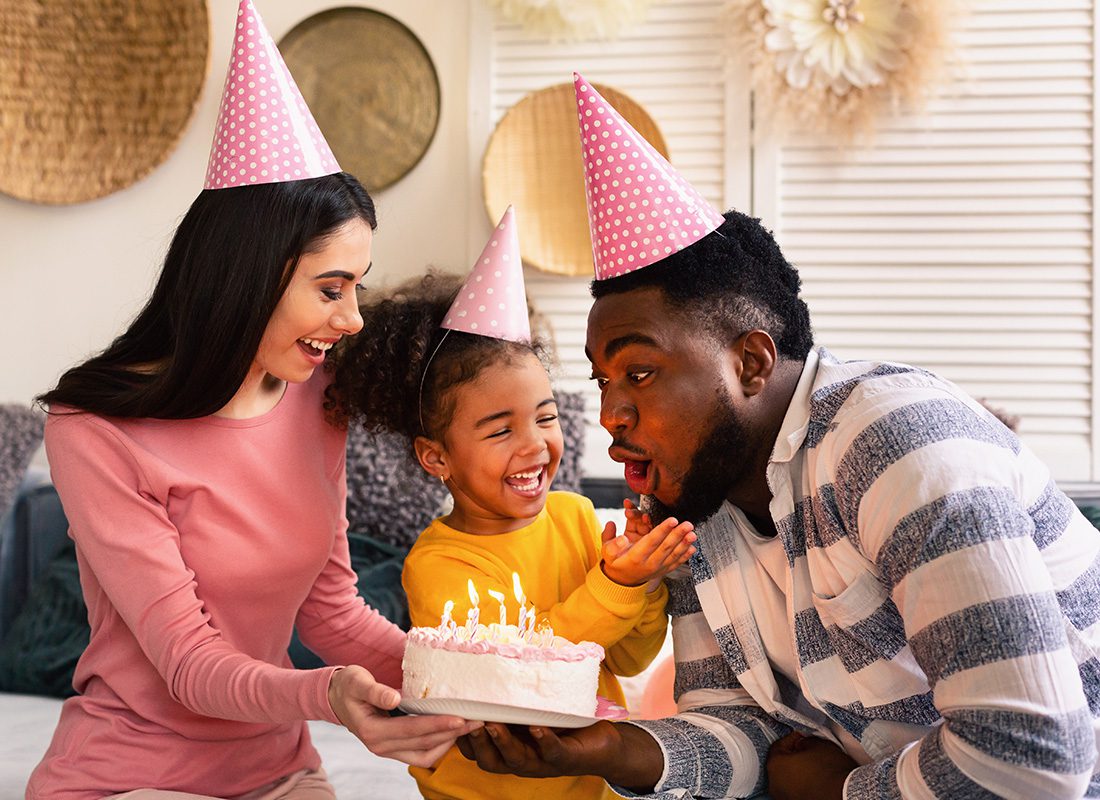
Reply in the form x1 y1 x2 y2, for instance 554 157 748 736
327 665 482 767
600 500 696 587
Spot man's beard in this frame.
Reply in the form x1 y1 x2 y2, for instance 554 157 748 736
641 392 751 526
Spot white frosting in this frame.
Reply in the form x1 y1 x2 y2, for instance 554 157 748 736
401 623 603 717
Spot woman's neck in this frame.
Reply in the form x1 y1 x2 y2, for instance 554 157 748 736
216 370 286 419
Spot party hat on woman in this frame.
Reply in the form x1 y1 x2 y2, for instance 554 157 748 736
573 72 724 280
442 206 530 343
204 0 340 189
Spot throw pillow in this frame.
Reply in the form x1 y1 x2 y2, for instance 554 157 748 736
0 539 87 697
0 403 44 521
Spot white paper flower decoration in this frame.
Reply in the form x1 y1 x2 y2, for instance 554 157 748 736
486 0 654 41
731 0 956 140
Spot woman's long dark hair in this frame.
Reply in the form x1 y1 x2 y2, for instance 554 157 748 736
38 172 376 419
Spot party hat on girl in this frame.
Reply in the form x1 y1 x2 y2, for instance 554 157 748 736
442 206 530 343
573 72 724 280
204 0 340 189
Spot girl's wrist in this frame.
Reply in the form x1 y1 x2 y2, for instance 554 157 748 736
599 559 646 587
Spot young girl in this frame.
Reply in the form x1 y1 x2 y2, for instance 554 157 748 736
326 233 697 798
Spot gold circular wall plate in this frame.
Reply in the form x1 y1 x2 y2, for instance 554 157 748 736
279 7 441 193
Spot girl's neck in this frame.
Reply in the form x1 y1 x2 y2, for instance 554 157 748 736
441 506 540 536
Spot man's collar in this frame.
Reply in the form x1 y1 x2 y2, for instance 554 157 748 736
769 348 821 465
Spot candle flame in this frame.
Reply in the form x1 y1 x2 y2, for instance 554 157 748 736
468 578 479 607
443 600 454 618
512 572 525 603
487 589 505 604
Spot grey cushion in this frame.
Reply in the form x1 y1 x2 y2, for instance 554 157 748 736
0 480 70 643
0 404 44 522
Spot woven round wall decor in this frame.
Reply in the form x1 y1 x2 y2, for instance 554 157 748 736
278 8 440 193
0 0 209 205
482 82 668 277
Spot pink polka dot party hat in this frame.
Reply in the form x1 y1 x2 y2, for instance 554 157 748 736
203 0 340 190
442 206 531 343
573 72 724 281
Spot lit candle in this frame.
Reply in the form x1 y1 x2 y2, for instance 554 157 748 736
487 589 507 627
467 579 480 630
440 599 454 629
512 572 527 631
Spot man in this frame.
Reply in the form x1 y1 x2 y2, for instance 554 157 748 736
459 208 1100 799
458 73 1099 799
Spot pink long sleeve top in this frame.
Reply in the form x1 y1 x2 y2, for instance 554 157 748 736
27 371 406 799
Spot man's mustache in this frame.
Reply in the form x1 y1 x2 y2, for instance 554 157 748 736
610 438 648 457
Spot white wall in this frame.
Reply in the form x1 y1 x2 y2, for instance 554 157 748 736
0 0 474 407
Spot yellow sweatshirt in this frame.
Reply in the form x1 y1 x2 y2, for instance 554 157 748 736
402 492 669 800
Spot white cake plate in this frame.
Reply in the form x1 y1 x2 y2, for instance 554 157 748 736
397 696 628 729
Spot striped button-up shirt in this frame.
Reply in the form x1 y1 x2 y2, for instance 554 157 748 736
620 348 1100 799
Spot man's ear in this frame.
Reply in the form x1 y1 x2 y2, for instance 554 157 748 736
414 435 450 482
738 330 778 397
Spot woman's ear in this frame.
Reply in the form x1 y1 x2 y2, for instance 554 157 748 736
414 435 449 482
738 330 777 397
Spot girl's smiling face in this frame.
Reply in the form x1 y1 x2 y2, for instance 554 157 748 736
419 352 564 535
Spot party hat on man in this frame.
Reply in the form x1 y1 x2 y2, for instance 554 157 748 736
442 206 530 343
573 72 724 281
204 0 340 189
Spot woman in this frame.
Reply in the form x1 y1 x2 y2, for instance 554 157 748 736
27 2 476 795
28 171 477 800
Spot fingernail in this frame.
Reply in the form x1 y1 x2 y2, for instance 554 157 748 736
532 727 543 738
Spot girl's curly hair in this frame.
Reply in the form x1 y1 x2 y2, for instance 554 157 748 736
325 271 552 444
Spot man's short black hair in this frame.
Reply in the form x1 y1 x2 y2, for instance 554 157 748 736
590 210 814 360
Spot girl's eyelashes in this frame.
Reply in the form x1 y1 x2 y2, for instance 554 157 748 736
486 428 511 439
537 414 559 425
321 288 343 301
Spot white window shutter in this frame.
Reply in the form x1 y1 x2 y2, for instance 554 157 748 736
755 0 1096 481
483 0 733 477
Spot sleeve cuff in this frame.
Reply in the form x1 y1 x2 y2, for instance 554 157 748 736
586 564 650 612
316 665 343 725
618 718 691 794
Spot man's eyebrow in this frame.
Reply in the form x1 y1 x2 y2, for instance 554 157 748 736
601 333 662 361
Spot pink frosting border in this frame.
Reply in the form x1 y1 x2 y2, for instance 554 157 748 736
408 626 605 663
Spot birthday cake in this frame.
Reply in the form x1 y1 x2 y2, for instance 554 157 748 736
401 581 605 718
